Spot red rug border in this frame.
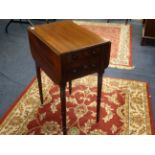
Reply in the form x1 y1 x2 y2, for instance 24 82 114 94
0 75 154 134
0 76 36 124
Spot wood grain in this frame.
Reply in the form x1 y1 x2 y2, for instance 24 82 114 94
28 20 107 54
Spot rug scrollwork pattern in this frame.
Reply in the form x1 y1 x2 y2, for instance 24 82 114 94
0 72 152 135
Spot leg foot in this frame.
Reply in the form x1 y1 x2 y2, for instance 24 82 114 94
60 83 67 135
125 19 128 25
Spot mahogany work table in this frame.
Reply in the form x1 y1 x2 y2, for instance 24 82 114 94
28 20 111 135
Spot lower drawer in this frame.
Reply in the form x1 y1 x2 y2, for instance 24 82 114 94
64 61 99 81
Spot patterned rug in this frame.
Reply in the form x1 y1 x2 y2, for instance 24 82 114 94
74 21 134 70
0 72 153 135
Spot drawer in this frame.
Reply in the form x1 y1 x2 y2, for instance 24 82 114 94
62 46 101 65
64 58 99 80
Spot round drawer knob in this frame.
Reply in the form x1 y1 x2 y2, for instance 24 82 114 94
72 55 78 60
72 69 77 73
84 65 88 69
91 64 96 68
92 51 96 55
84 52 89 56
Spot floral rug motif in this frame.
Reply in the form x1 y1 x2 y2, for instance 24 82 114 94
74 21 134 70
0 72 153 135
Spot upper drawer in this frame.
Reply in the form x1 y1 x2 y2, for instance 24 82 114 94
62 46 101 65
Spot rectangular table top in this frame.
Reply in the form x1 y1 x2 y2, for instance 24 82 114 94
28 20 106 55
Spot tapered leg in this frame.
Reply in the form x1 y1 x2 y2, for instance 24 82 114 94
96 71 104 123
60 83 67 135
69 81 72 95
35 63 44 105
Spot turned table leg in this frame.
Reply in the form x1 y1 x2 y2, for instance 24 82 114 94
60 82 67 135
96 71 104 123
35 63 44 105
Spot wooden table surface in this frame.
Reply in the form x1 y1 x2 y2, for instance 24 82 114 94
28 20 106 54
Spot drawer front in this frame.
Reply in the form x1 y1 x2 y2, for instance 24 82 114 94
62 47 101 80
65 59 99 80
63 46 101 65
